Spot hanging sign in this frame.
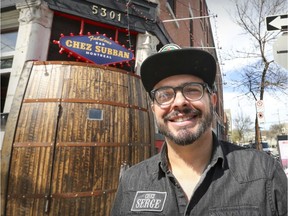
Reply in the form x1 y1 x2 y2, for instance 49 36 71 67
277 136 288 177
257 112 265 124
256 100 265 124
273 33 288 70
266 14 288 31
56 34 134 65
256 100 264 112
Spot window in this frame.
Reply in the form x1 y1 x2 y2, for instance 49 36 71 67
190 19 194 46
167 0 176 14
1 31 18 113
189 5 194 47
1 73 10 113
199 0 203 17
199 0 206 30
1 58 13 69
166 0 179 28
1 31 18 71
1 31 18 53
1 10 19 137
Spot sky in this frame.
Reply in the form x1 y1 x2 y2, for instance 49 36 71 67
206 0 288 130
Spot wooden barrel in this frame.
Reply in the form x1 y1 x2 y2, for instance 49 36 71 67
2 61 155 215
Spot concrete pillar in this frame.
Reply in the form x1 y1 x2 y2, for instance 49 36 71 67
134 32 159 75
3 0 53 113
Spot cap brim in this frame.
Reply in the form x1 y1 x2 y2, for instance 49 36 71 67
140 48 216 93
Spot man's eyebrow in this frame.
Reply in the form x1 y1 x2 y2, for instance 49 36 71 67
159 82 201 89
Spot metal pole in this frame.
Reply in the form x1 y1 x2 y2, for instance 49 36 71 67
162 15 216 23
186 47 218 49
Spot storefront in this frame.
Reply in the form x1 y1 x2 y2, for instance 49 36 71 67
1 0 172 214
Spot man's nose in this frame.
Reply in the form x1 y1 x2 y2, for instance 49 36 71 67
172 91 189 107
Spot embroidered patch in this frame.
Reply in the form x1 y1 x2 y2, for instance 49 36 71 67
131 191 167 212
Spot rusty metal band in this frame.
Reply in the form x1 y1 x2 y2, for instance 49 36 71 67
33 61 141 79
57 142 152 147
12 142 151 147
23 98 148 112
7 189 117 199
13 142 53 147
7 194 47 199
51 189 117 198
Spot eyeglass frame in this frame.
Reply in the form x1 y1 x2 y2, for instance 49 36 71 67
150 82 213 106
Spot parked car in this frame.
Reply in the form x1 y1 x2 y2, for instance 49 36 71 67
242 144 251 149
251 142 273 154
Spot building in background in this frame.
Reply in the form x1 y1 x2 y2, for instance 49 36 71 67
1 0 225 142
1 0 224 215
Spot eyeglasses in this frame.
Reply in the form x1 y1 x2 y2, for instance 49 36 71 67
150 82 212 106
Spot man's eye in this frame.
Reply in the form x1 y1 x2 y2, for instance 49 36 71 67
157 91 173 100
185 87 201 94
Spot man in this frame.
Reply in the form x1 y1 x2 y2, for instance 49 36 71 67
111 44 287 215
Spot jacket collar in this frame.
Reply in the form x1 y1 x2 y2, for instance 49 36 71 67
156 132 226 175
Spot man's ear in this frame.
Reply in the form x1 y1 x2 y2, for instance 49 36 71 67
211 93 217 107
150 101 155 113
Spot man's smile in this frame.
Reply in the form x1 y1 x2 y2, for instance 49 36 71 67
169 114 197 122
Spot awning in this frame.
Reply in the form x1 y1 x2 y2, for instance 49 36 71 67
44 0 172 44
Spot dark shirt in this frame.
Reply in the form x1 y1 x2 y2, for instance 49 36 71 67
111 133 287 215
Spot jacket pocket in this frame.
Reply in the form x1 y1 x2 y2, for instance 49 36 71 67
209 206 260 216
127 212 165 216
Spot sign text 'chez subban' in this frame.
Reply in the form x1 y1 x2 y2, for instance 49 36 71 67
55 34 134 65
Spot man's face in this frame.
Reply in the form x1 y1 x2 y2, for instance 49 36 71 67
151 74 217 146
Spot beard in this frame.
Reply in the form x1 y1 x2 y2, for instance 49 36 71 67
156 101 214 146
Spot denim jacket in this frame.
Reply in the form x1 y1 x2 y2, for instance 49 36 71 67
111 133 287 216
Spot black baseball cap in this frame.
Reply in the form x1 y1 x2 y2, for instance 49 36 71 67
140 44 217 94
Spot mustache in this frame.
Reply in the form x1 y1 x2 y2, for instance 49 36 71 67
164 107 201 121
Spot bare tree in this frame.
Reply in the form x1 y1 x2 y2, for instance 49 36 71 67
233 110 253 143
229 0 288 150
266 123 287 140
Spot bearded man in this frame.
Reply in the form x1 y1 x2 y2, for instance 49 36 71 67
111 44 287 216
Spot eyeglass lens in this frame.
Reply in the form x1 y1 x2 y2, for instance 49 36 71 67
153 83 205 105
